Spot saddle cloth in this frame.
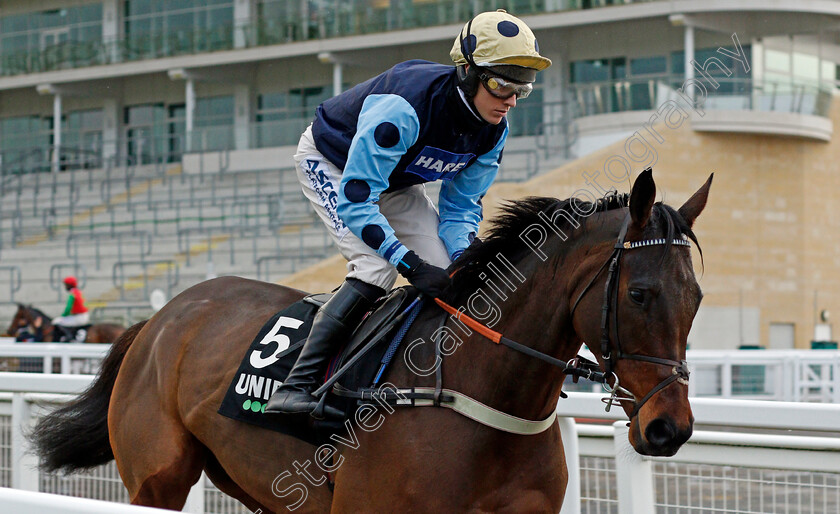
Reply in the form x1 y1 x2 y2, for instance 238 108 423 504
218 287 415 445
58 324 91 343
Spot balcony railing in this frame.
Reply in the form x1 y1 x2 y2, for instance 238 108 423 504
569 76 833 118
0 0 663 78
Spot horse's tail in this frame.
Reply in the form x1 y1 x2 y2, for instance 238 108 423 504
29 319 148 473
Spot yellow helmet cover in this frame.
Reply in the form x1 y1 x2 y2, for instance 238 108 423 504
450 10 551 73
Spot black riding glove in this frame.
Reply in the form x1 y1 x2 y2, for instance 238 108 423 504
397 250 452 299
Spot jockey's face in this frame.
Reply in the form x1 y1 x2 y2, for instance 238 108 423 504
472 78 517 125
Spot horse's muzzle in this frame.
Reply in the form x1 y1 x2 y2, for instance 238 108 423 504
632 414 693 457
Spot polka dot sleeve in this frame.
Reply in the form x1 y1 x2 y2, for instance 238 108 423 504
337 94 421 266
438 122 508 259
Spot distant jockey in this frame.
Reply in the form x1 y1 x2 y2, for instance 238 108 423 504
52 276 90 340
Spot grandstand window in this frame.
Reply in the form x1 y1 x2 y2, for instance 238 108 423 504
64 109 104 169
256 0 308 44
124 103 169 164
506 72 545 138
671 45 751 94
65 109 104 152
0 115 53 173
0 5 103 75
255 86 331 147
193 96 235 151
124 0 234 57
570 57 626 114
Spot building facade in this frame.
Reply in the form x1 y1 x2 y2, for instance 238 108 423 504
1 0 838 348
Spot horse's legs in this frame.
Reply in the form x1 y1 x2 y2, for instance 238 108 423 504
204 454 272 513
129 432 206 509
111 400 207 509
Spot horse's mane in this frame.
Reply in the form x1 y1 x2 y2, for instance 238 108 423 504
452 193 700 290
23 305 51 321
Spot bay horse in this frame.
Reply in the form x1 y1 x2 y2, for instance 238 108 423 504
5 304 125 344
31 169 711 512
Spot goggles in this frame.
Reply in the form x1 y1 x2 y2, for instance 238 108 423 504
479 73 533 99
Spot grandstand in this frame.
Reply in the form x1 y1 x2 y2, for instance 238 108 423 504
0 1 839 348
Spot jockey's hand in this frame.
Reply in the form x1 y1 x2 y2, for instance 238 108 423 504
397 250 452 299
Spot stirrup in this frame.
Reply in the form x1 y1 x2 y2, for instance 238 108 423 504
311 394 343 420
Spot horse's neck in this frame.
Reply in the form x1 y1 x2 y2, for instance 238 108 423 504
403 255 582 421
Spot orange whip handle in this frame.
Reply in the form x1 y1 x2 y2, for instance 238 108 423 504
434 298 502 344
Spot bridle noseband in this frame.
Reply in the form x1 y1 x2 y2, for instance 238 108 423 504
570 214 692 418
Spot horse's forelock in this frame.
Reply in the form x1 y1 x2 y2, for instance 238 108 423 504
651 203 703 268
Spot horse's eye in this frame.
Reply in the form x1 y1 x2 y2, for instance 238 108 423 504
629 289 645 305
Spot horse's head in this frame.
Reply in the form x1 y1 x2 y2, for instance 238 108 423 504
572 169 711 457
4 303 27 336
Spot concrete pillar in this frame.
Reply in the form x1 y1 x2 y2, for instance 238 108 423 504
52 94 62 173
333 62 343 96
185 78 196 151
234 83 252 150
684 25 695 84
234 0 255 49
751 38 763 110
102 98 120 165
101 0 122 64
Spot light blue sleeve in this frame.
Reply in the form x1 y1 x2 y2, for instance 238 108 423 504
336 94 421 267
438 123 508 260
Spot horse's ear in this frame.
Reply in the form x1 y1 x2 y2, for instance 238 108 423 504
629 168 656 228
678 173 713 227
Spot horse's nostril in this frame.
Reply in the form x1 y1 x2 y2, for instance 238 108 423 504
645 418 677 447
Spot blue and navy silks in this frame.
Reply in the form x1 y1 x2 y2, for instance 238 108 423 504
311 60 508 266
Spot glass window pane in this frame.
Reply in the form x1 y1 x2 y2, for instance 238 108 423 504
126 0 153 16
630 56 666 76
79 4 103 23
570 59 611 83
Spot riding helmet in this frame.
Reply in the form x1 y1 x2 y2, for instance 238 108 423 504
450 10 551 96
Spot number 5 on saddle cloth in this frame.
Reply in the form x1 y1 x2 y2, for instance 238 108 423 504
218 287 420 446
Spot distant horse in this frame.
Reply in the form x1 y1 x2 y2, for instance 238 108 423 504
5 304 125 344
32 170 710 512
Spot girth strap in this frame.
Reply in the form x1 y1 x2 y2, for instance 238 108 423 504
336 386 557 436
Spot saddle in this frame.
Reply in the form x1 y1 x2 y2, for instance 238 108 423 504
57 324 91 343
218 287 420 445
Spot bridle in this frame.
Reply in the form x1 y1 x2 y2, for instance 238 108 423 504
569 213 692 418
431 211 694 423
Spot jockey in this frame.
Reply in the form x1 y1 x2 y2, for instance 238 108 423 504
52 276 90 340
266 10 551 417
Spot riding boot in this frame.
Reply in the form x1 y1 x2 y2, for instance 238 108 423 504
265 279 384 417
55 325 71 343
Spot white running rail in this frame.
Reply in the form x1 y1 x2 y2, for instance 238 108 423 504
0 487 175 513
1 373 838 514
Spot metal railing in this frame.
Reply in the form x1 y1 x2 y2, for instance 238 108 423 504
0 344 108 374
569 76 834 118
112 259 179 301
0 1 664 78
89 303 154 326
0 373 836 513
568 347 840 404
66 231 153 270
0 266 22 304
256 250 332 282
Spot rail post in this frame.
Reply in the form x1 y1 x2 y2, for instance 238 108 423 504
613 421 654 514
557 417 580 514
183 473 206 514
11 392 39 491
